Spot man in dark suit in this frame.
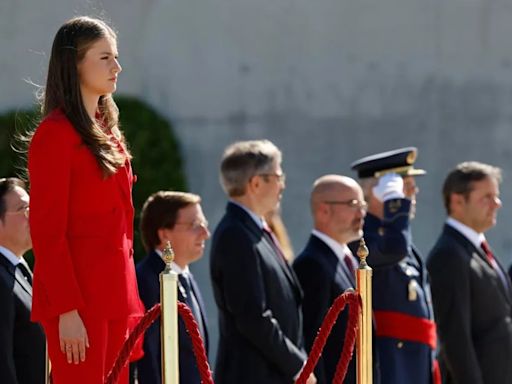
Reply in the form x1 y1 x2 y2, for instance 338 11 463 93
427 161 512 383
293 174 369 384
349 148 438 384
135 191 210 384
0 177 46 384
210 140 316 384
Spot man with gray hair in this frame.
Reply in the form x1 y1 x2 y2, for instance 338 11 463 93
210 140 316 384
427 161 512 383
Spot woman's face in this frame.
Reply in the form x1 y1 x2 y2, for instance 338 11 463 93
77 35 122 99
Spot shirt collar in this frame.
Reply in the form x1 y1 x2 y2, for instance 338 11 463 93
154 249 190 275
0 246 22 266
446 217 485 249
311 229 352 262
230 200 265 230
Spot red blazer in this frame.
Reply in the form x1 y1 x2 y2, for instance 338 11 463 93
28 109 143 321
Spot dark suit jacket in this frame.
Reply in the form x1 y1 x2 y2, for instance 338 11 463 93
427 224 512 384
135 251 209 384
210 202 306 384
294 235 381 384
0 253 46 384
293 234 357 384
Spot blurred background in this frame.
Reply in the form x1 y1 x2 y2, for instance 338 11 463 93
2 0 512 361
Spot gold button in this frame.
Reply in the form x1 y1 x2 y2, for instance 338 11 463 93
388 200 402 213
397 341 403 348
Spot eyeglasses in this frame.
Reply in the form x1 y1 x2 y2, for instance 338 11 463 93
479 195 502 206
5 205 30 219
258 172 286 183
323 199 368 210
174 220 209 231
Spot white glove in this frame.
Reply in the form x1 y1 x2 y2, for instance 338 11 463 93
372 173 404 202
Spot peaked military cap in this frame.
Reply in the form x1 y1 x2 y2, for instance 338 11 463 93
351 147 426 178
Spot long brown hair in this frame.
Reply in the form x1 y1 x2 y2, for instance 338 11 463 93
41 16 130 176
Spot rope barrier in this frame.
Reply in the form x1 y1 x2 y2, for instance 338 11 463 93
176 302 214 384
105 304 161 384
105 302 213 384
106 290 361 384
333 292 362 384
296 290 362 384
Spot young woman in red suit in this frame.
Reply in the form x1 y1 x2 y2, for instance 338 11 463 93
28 16 143 384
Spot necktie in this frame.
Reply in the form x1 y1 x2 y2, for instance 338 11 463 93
344 253 356 279
481 240 495 264
481 240 510 290
17 263 33 285
179 273 205 340
262 223 288 264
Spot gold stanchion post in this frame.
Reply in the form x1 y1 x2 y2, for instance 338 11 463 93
45 343 50 384
160 241 180 384
356 238 372 384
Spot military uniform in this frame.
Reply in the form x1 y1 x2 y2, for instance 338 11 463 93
350 147 439 384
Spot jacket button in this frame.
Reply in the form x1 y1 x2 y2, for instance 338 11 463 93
397 341 403 348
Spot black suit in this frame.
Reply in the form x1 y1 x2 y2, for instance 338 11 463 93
210 202 306 384
136 251 209 384
0 252 46 384
427 224 512 384
293 234 357 384
294 234 381 384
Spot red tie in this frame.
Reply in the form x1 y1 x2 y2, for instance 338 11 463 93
481 240 511 290
481 240 495 264
262 223 288 264
344 253 357 279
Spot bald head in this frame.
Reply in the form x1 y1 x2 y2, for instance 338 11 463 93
311 175 361 211
310 174 366 244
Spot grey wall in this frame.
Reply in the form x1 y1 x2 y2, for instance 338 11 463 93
3 0 512 364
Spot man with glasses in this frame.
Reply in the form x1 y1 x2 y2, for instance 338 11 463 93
427 162 512 383
135 191 210 384
0 177 46 384
210 140 316 384
293 174 377 384
349 148 439 384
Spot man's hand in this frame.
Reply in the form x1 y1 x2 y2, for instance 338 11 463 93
372 173 405 202
59 309 89 364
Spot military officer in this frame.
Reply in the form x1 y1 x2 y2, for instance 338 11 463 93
349 147 439 384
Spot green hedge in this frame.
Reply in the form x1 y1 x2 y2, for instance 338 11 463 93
0 96 187 263
0 108 38 179
117 96 187 260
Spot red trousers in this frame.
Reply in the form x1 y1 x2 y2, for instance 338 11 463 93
44 313 129 384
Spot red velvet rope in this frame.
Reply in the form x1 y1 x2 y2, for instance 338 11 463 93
106 291 361 384
295 290 362 384
105 304 162 384
176 302 214 384
333 293 362 384
105 302 213 384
